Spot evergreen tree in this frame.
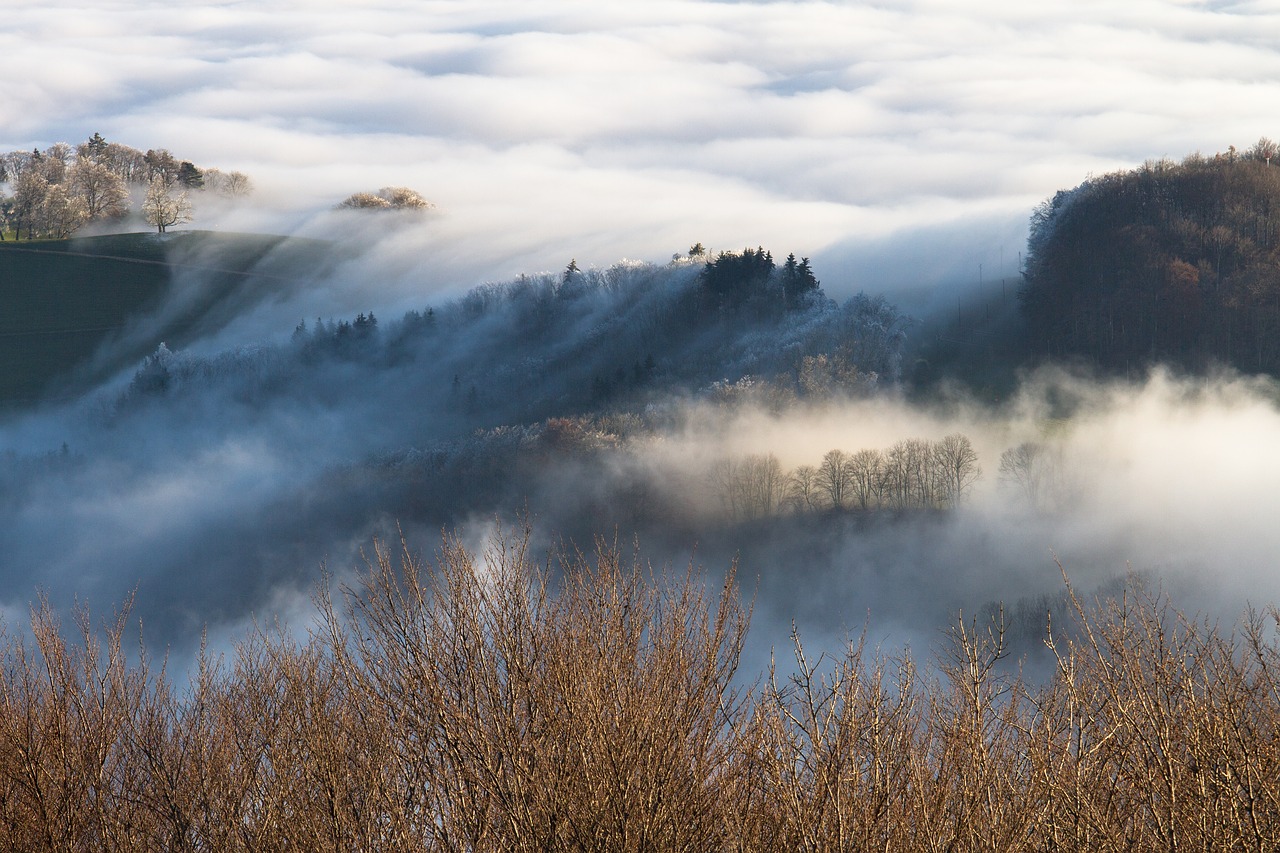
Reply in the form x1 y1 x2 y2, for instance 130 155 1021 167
177 161 204 189
83 132 108 161
700 246 776 310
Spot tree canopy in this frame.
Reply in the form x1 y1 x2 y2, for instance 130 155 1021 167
0 133 251 240
1021 139 1280 373
337 186 433 211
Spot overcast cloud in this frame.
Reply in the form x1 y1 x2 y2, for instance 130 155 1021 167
5 0 1280 296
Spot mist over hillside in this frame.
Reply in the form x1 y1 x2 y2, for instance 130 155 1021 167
0 222 1279 677
0 246 908 650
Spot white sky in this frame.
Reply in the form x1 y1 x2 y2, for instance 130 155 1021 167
4 0 1280 295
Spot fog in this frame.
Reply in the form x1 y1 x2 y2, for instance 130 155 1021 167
7 1 1280 286
0 234 1278 680
5 0 1280 671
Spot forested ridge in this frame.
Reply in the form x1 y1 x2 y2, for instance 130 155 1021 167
122 246 904 436
1021 138 1280 373
93 248 920 535
11 135 1280 850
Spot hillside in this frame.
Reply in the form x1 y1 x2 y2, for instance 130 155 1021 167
1021 147 1280 374
6 219 1280 849
0 231 325 406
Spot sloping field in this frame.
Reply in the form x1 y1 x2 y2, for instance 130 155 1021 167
0 231 325 407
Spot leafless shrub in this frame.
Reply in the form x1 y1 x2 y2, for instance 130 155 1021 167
2 534 1280 850
322 525 749 849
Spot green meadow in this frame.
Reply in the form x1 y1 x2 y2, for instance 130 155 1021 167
0 231 323 407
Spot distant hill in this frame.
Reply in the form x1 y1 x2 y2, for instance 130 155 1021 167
0 231 327 407
1021 149 1280 374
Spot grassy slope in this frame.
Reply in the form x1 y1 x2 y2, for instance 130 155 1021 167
0 231 326 408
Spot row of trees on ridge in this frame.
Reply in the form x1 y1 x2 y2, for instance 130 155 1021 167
698 245 821 313
0 133 251 238
711 434 981 520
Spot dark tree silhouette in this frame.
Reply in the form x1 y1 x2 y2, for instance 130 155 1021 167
1021 147 1280 374
700 246 776 311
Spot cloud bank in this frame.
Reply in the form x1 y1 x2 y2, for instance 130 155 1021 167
5 1 1280 295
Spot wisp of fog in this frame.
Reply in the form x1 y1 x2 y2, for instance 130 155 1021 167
0 234 1277 678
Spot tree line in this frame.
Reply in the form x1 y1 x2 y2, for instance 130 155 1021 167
1 528 1279 850
0 133 251 239
336 186 432 211
711 434 981 520
698 245 821 314
113 251 908 430
1021 137 1280 374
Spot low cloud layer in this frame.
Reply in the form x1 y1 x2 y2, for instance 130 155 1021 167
6 1 1280 293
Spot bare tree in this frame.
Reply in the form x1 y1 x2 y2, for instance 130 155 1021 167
322 526 748 849
742 453 787 518
880 440 920 509
99 142 148 184
847 448 884 510
998 441 1063 509
816 449 854 509
1250 136 1278 166
144 149 180 186
711 453 786 520
69 158 129 221
142 178 193 234
933 433 982 508
3 533 1280 848
222 171 252 196
203 169 254 197
338 186 432 210
0 149 32 185
784 464 823 512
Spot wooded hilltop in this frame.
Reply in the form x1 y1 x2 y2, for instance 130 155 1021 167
0 134 250 238
1021 137 1280 374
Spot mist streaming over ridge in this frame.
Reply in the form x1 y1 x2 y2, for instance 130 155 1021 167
0 251 904 645
0 232 1277 676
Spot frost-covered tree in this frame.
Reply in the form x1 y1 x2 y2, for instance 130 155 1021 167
38 182 87 238
337 186 432 210
69 158 129 221
142 178 192 233
12 171 48 239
